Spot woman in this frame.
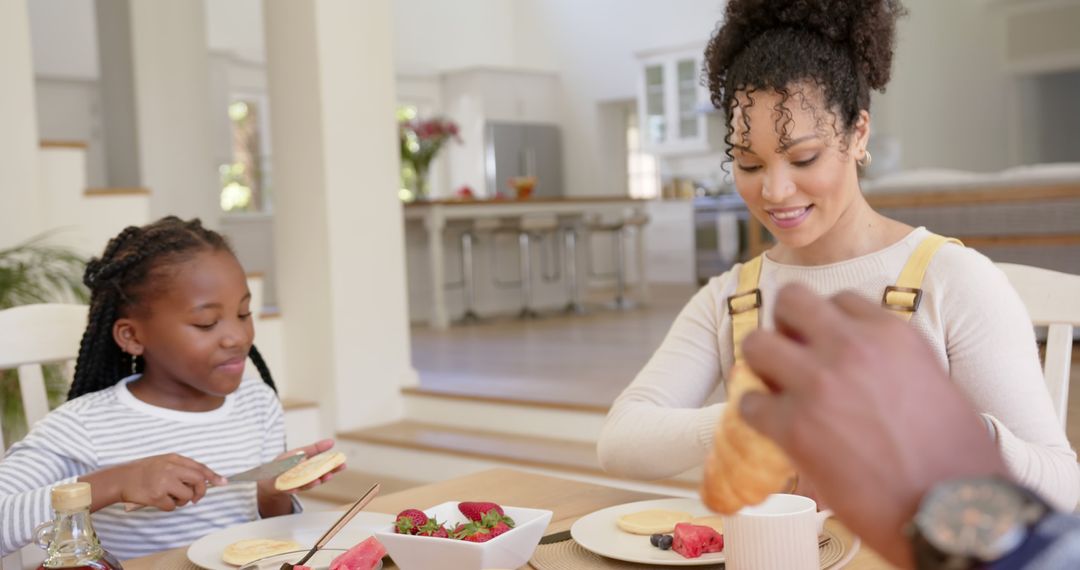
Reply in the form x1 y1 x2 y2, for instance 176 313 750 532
597 0 1078 510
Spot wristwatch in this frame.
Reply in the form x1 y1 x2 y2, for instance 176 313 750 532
909 475 1050 569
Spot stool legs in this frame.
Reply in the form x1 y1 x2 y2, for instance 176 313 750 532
563 228 585 314
459 231 481 322
518 232 540 319
612 228 630 309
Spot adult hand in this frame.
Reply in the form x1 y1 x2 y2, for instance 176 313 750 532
737 284 1007 568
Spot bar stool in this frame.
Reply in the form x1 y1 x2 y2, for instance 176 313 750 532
558 214 586 314
456 217 503 323
585 210 650 310
495 214 561 319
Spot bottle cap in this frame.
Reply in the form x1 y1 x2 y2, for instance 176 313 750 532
51 482 92 511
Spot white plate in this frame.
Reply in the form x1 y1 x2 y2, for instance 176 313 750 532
239 548 382 570
570 498 724 566
186 510 394 570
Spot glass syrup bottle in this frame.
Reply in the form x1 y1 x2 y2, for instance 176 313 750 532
34 482 123 569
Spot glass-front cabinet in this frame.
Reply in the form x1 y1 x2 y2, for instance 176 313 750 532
637 46 717 155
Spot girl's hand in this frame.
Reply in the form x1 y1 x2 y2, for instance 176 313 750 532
81 454 225 512
257 439 344 516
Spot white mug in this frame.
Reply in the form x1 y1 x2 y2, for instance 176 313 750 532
721 494 833 570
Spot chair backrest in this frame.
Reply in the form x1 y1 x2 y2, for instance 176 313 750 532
0 304 88 451
996 263 1080 429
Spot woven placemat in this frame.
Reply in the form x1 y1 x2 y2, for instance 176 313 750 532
530 528 847 570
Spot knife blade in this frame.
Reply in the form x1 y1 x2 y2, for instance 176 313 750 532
123 452 307 511
225 452 306 484
539 529 573 544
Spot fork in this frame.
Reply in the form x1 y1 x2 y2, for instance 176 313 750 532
280 482 381 570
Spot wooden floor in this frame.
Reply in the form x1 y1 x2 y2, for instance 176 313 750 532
410 284 698 408
412 284 1080 452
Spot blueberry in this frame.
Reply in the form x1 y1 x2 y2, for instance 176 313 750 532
650 534 662 547
658 535 673 550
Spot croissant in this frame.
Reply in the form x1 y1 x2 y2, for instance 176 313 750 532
701 363 794 514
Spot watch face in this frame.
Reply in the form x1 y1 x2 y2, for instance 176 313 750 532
916 478 1031 561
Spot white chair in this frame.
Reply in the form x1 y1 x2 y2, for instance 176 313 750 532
0 303 88 570
996 263 1080 429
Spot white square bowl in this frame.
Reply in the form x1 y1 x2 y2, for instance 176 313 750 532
373 501 553 570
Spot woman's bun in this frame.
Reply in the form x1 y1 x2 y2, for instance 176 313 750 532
711 0 904 91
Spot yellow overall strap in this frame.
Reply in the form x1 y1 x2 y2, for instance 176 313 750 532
728 254 764 364
882 234 963 321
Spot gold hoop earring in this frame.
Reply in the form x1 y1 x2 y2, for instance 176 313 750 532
857 150 872 168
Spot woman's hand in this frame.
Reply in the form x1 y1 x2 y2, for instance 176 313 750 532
257 439 344 517
80 454 225 512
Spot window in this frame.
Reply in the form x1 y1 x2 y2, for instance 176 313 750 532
220 99 267 213
627 105 660 199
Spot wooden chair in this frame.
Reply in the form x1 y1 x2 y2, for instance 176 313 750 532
996 263 1080 429
0 303 88 570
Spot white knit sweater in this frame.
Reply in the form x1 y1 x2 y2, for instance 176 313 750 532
598 227 1079 510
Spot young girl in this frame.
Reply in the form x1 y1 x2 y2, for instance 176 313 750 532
597 0 1079 510
0 217 342 560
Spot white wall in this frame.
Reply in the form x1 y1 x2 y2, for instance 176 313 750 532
509 0 725 196
873 0 1016 172
392 0 518 74
27 0 99 80
1 0 41 248
34 78 107 188
205 0 265 63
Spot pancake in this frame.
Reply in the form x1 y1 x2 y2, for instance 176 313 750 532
221 538 302 566
615 509 694 535
274 451 346 491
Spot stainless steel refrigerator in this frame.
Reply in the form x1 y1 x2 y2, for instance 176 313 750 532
484 121 564 198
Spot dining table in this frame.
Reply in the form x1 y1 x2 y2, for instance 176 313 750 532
122 467 895 569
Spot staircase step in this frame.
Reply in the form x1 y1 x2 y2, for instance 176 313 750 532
338 420 697 492
402 386 608 414
401 387 608 443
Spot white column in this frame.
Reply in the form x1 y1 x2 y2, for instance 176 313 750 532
265 0 415 434
0 0 41 247
95 0 219 227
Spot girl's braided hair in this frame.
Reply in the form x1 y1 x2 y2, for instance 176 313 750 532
69 216 276 399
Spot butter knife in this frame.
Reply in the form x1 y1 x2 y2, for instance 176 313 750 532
225 453 306 484
124 452 306 511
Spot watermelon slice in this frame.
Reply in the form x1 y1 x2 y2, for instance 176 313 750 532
672 522 724 559
329 537 387 570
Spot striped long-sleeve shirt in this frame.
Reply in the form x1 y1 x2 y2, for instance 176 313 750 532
0 374 288 560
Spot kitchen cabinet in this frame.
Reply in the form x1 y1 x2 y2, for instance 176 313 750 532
637 45 721 155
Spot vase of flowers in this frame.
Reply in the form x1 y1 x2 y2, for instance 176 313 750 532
398 116 461 201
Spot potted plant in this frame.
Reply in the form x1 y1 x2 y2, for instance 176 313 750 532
0 233 88 447
398 116 462 202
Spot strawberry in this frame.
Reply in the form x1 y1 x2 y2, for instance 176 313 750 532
415 518 450 538
477 508 516 530
453 522 495 543
458 501 504 521
395 508 428 534
489 521 512 538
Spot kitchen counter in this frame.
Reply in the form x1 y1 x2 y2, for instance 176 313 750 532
404 196 652 329
403 196 646 207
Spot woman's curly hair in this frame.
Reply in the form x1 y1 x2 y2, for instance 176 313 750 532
704 0 906 158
